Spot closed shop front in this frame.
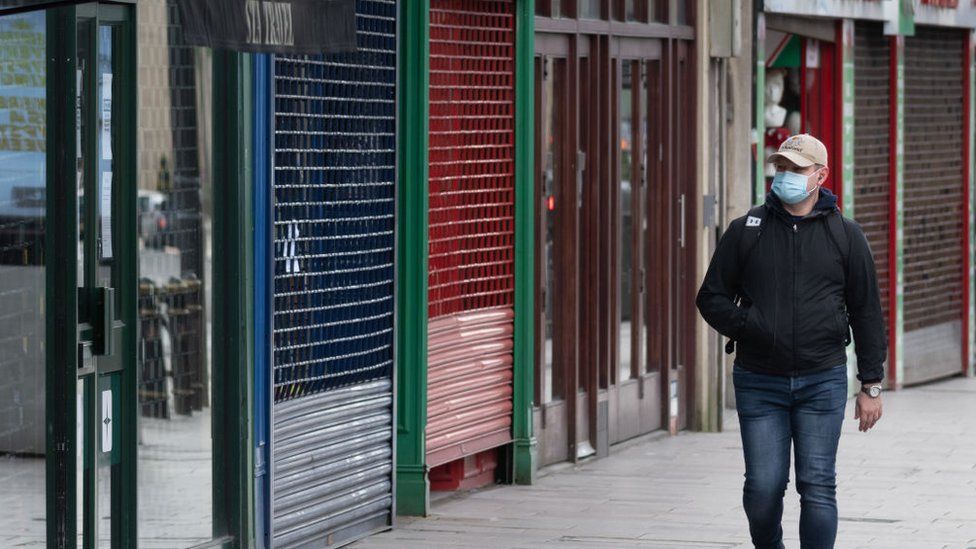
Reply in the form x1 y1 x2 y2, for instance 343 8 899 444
266 0 397 545
425 0 516 478
760 2 976 388
903 27 966 385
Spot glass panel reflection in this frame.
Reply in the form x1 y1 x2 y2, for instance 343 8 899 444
541 57 558 403
97 24 116 548
136 1 213 545
639 61 648 374
580 0 601 19
97 24 114 288
0 9 47 546
618 61 633 382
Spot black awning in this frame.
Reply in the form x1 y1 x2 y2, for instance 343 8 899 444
0 0 87 14
0 0 357 54
175 0 357 54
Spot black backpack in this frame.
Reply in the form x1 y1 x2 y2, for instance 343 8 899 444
725 204 852 355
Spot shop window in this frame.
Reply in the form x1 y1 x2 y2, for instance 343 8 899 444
580 0 602 19
618 60 635 382
613 0 642 21
651 0 666 22
537 56 567 403
676 0 688 24
645 58 664 374
0 9 46 542
135 0 214 545
537 0 566 17
577 55 592 392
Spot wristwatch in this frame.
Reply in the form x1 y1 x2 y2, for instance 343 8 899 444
860 383 883 398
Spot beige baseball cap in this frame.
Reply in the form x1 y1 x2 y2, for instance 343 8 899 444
766 133 828 168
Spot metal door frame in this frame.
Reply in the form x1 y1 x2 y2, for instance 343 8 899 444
532 1 697 455
44 3 137 546
533 39 578 466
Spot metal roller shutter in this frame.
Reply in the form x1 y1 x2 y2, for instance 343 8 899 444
853 22 891 321
427 0 516 467
903 27 965 384
271 0 396 545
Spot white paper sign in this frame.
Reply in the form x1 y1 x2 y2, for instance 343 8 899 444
285 222 301 274
101 73 112 160
101 389 113 454
101 171 113 259
805 39 820 69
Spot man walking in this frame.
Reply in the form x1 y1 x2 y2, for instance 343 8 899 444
696 134 886 549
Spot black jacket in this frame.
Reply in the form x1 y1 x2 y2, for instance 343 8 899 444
696 188 886 383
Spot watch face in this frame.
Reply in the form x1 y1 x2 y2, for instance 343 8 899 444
869 386 881 397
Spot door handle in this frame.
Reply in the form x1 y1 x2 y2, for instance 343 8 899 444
92 286 116 356
577 150 586 209
678 194 686 248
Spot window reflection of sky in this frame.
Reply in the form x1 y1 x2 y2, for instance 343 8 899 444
0 10 45 220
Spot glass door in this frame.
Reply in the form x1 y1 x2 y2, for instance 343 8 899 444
0 7 49 545
0 4 134 547
74 4 135 548
534 53 574 466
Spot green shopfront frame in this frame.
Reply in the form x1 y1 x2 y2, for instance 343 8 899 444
395 0 537 516
0 2 254 546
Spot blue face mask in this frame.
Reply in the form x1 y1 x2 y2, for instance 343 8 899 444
771 170 818 204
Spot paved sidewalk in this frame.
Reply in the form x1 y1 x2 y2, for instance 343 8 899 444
354 375 976 549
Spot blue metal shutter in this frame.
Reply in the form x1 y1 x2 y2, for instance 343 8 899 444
271 0 396 546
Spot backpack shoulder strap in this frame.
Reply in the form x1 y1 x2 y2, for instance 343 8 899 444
736 204 768 269
825 210 853 345
824 209 851 280
726 204 767 355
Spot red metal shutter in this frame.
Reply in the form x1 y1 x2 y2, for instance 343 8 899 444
903 27 965 384
426 0 516 467
853 22 891 321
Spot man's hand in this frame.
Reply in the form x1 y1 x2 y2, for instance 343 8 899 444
854 391 882 432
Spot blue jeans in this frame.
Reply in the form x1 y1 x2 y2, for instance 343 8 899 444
732 362 849 549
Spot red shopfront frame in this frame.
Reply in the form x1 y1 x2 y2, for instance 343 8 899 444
803 35 839 196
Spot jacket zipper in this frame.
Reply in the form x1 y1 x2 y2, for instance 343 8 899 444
792 222 798 376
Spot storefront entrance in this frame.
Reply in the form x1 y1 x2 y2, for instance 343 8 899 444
532 2 698 466
0 3 137 545
1 2 254 546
